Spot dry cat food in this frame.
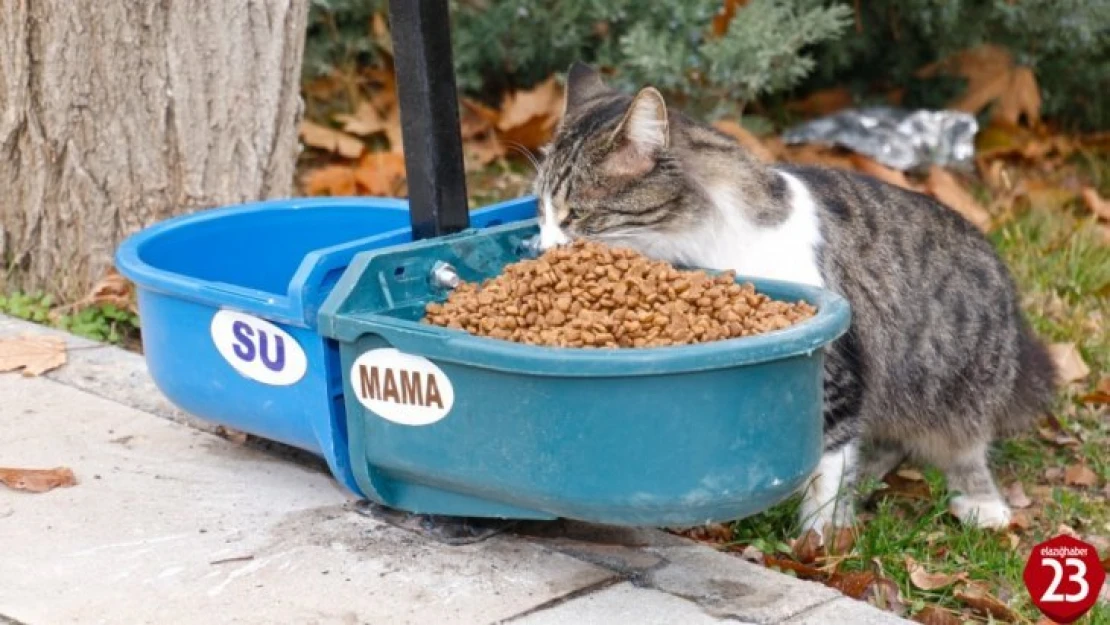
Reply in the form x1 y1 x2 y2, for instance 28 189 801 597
422 240 816 348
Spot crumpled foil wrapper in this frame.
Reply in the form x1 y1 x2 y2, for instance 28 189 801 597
782 107 979 172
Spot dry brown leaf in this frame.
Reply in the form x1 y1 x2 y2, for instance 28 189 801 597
920 45 1041 126
1055 523 1080 538
0 466 77 493
897 468 925 481
80 268 135 313
0 335 67 377
826 570 876 599
354 151 407 197
464 134 508 169
215 426 248 445
1064 463 1099 487
954 582 1021 623
786 87 853 117
848 154 918 192
879 471 933 501
1004 531 1022 549
905 556 967 590
863 577 909 616
1081 187 1110 222
298 121 364 159
335 101 388 137
302 165 357 197
460 98 499 140
383 106 404 154
1080 377 1110 405
924 167 992 231
792 529 824 564
912 605 964 625
1004 482 1032 509
739 544 764 563
993 66 1042 127
711 0 750 37
1037 425 1082 448
826 526 857 555
1047 343 1090 384
713 120 776 163
497 77 563 151
1045 467 1065 483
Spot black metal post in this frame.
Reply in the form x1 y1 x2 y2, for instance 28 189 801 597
387 0 470 240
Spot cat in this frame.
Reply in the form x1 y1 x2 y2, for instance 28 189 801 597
532 62 1057 537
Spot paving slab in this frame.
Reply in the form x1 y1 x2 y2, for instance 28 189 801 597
0 317 913 624
0 374 614 625
510 582 742 625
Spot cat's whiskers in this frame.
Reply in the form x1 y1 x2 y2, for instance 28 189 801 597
501 140 541 172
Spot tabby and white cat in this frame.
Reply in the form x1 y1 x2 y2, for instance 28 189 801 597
533 63 1056 536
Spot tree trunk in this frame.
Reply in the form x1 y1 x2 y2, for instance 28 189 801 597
0 0 309 298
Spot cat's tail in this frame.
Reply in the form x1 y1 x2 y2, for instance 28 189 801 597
996 319 1057 438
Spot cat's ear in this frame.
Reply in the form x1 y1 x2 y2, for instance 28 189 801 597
612 87 669 152
564 62 606 114
602 88 669 177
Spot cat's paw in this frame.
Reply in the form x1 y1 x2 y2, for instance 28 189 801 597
949 495 1012 529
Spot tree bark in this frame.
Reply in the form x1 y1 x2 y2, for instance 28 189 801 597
0 0 309 298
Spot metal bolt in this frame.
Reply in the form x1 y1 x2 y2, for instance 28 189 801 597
430 261 460 289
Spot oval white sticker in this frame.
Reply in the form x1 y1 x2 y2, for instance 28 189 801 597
210 310 307 386
349 348 455 426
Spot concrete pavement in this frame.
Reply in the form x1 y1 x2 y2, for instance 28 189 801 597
0 316 909 624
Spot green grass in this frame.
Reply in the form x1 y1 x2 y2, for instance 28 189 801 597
722 207 1109 623
0 291 140 347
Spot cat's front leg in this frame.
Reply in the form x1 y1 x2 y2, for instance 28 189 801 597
798 441 859 539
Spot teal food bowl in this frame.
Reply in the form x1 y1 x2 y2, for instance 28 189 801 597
318 220 851 526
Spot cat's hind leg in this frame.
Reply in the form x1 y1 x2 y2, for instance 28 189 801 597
799 441 858 538
928 440 1011 528
857 439 908 484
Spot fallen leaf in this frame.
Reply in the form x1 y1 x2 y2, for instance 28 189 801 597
1037 426 1082 448
920 45 1041 126
354 151 407 197
710 0 750 37
826 526 857 555
678 522 733 544
826 570 876 599
877 471 933 502
0 335 67 377
1004 531 1023 549
786 87 853 117
497 77 563 151
1045 467 1065 483
463 133 507 169
302 165 357 197
0 466 77 493
897 468 925 481
912 605 964 625
1047 343 1090 384
77 268 136 313
1081 377 1110 405
334 101 388 137
713 120 776 163
1010 511 1033 532
1081 187 1110 221
954 582 1021 623
1064 463 1099 487
763 555 824 579
792 529 823 564
1004 482 1032 509
905 556 967 590
925 167 992 231
298 121 365 159
848 154 918 192
863 576 908 616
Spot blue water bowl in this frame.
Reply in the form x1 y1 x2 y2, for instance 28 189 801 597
318 221 851 526
115 196 536 492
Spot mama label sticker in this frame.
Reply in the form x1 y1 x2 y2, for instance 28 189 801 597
210 310 307 386
349 348 455 426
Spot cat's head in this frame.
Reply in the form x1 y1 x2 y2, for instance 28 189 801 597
532 63 705 250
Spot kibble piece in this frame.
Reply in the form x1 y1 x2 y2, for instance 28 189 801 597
422 240 816 348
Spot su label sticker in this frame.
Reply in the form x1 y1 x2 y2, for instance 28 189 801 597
210 310 307 386
350 348 455 426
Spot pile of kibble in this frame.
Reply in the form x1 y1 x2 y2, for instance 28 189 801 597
422 240 816 348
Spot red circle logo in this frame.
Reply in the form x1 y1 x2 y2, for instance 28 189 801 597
1023 534 1105 624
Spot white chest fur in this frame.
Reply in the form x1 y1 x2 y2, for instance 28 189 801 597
638 170 826 288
